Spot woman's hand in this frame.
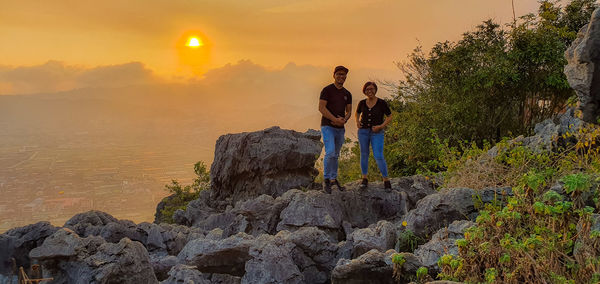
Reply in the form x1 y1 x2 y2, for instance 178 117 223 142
356 121 363 128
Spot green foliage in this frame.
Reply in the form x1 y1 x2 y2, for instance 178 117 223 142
385 0 596 176
157 161 210 224
437 123 600 283
396 228 423 253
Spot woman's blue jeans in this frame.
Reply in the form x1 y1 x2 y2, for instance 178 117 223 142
321 126 345 180
358 128 388 178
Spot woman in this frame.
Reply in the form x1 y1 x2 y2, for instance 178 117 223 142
355 81 393 190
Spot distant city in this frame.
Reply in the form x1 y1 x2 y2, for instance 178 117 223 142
0 131 212 232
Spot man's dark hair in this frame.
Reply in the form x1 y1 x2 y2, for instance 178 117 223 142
362 81 378 94
334 65 349 74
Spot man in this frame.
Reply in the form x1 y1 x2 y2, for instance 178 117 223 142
318 65 352 194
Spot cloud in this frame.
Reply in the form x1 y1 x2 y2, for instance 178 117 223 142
0 61 157 95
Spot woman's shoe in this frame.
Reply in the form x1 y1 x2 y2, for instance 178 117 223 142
384 180 392 192
359 178 368 189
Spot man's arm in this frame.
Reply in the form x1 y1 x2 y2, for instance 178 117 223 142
319 99 345 125
344 103 352 123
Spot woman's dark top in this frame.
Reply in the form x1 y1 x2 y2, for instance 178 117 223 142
356 98 391 129
320 84 352 128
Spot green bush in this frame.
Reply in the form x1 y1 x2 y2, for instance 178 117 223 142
157 161 210 223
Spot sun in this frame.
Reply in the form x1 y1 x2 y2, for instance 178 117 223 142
186 37 203 48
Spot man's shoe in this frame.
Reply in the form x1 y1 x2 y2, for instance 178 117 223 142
359 178 368 189
332 179 346 192
384 180 392 192
323 179 332 194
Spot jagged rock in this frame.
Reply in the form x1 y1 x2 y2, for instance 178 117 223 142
402 188 477 239
331 249 398 284
150 254 179 281
64 210 146 244
390 176 438 211
0 221 59 275
228 194 289 236
565 8 600 123
30 228 158 283
348 221 397 258
242 233 304 284
277 189 345 239
210 127 322 203
177 232 255 276
277 187 407 241
284 227 339 283
488 108 584 157
414 220 475 276
160 264 210 284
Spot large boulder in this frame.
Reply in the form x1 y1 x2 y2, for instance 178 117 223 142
331 249 399 284
565 8 600 123
402 187 510 239
242 233 304 284
402 188 477 239
414 220 475 276
0 221 59 275
210 126 322 203
29 228 158 283
347 221 397 258
177 232 255 276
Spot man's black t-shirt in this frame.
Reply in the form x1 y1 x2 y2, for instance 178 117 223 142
356 98 392 129
320 84 352 128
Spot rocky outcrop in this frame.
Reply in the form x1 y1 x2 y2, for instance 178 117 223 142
0 221 59 275
402 187 510 239
178 175 434 242
210 126 322 203
331 249 402 284
565 8 600 123
414 220 475 275
29 228 158 283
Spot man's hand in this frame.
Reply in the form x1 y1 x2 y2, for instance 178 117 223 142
356 121 363 128
372 125 383 132
332 116 345 126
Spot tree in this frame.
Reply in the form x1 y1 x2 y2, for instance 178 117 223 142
385 0 597 175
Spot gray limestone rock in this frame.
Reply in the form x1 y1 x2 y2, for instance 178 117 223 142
348 221 397 258
29 228 158 284
403 188 477 239
414 220 475 276
565 8 600 123
242 233 304 284
331 249 398 284
0 221 59 276
177 232 255 276
210 127 322 203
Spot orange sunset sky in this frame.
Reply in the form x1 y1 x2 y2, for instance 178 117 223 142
1 0 539 90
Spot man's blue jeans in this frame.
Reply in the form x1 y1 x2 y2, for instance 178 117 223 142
358 128 389 178
321 126 345 180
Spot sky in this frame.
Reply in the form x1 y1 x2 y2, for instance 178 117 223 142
0 0 541 89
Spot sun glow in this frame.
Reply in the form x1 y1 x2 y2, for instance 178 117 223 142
186 37 203 48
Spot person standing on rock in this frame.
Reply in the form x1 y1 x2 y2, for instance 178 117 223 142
355 81 393 191
318 65 352 193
